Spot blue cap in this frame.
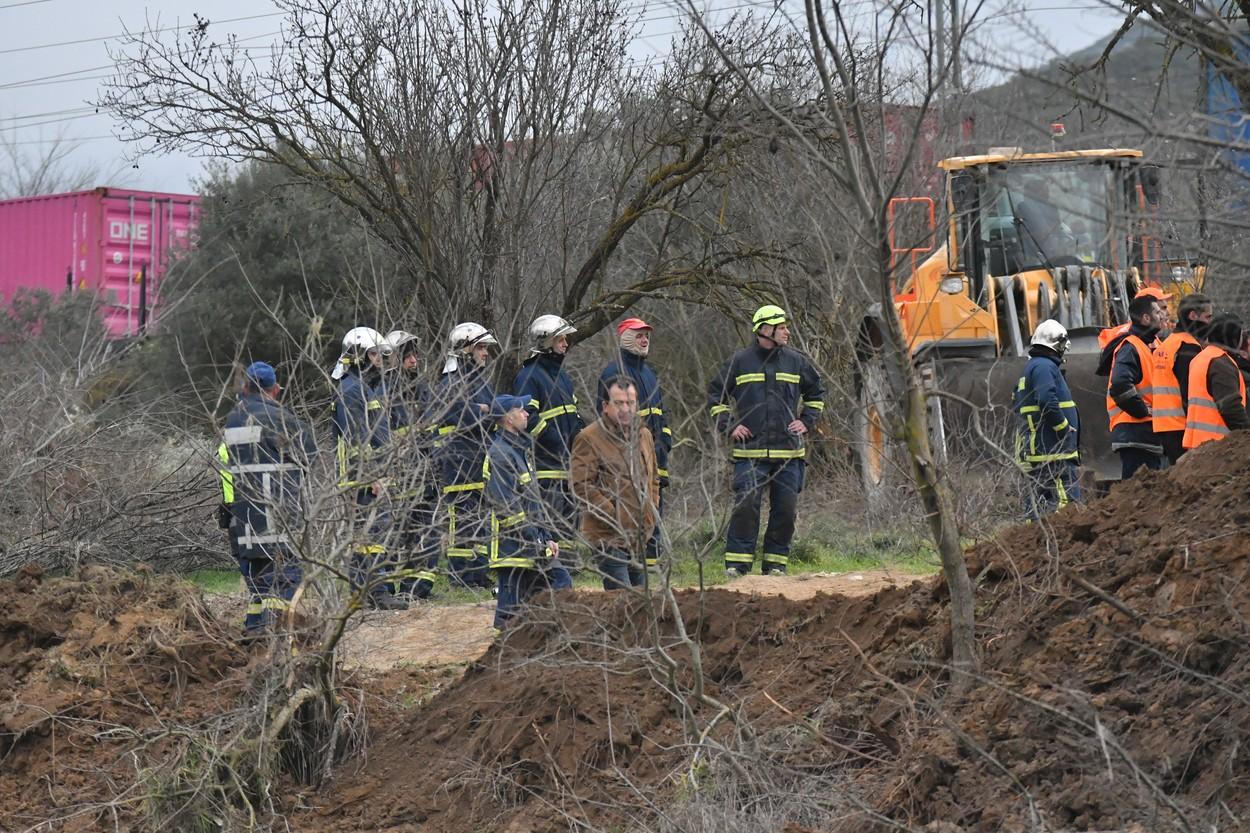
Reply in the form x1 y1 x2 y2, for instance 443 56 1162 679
491 394 530 418
244 361 278 390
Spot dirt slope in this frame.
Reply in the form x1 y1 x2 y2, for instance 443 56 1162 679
4 432 1249 832
303 435 1250 832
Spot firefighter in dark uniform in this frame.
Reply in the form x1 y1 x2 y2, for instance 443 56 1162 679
1013 319 1080 519
707 304 825 576
483 395 565 630
512 314 582 588
332 326 407 610
222 361 316 634
599 317 672 570
385 329 441 600
430 322 499 590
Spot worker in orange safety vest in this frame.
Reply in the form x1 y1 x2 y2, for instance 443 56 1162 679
1103 294 1169 479
1183 313 1250 450
1152 293 1213 464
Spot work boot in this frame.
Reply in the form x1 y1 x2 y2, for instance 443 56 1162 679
367 592 410 611
725 566 744 579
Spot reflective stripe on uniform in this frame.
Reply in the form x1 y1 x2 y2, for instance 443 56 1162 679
443 482 485 493
224 425 263 445
536 470 568 480
802 400 824 410
638 407 664 417
735 372 766 385
732 447 805 460
762 553 789 565
775 372 801 384
657 467 670 478
217 443 234 504
709 404 732 417
724 551 754 564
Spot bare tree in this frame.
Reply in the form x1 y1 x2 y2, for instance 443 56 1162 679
684 0 981 685
0 127 113 198
101 0 812 350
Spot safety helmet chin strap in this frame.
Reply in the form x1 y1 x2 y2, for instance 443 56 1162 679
756 324 781 348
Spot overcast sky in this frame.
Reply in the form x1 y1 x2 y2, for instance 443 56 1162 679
0 0 1130 195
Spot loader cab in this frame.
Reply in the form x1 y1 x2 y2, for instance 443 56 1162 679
948 153 1135 306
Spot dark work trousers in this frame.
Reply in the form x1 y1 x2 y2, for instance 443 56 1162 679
644 487 664 568
395 488 441 599
445 490 492 588
494 566 551 630
537 476 580 548
597 547 645 590
239 554 302 634
1118 447 1164 480
349 489 401 603
723 459 805 574
1023 461 1080 520
1159 431 1186 466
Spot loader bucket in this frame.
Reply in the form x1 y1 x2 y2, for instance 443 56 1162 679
927 347 1116 483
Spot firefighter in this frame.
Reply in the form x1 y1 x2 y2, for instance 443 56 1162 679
513 314 584 577
598 317 671 569
1152 293 1213 464
1104 294 1168 479
215 441 239 560
430 322 499 591
483 395 563 630
385 329 441 601
223 362 316 634
332 326 407 610
1184 313 1250 450
1013 320 1080 518
707 304 825 576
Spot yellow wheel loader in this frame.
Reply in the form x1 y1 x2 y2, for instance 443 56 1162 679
856 148 1203 495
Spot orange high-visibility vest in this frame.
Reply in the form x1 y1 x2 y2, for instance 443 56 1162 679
1106 335 1156 431
1183 345 1246 449
1098 322 1130 349
1151 331 1200 432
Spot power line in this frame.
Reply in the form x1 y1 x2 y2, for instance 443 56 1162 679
0 10 283 56
0 0 51 9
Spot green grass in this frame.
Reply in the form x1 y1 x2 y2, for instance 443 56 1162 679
185 568 241 594
185 520 939 601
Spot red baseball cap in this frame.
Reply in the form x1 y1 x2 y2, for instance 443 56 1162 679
1135 285 1173 301
617 318 652 337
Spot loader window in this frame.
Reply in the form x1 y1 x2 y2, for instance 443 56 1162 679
981 163 1112 274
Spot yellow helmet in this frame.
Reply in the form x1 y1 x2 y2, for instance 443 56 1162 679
752 304 788 332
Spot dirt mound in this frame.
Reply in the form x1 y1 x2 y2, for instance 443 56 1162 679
302 435 1250 833
0 564 252 831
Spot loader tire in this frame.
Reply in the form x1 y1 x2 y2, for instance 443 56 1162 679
855 355 902 504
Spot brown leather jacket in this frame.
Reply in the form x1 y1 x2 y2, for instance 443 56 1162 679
571 417 660 551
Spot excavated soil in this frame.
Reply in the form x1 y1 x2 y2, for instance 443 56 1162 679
3 432 1250 832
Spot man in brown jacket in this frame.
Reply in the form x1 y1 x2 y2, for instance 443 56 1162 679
571 376 660 589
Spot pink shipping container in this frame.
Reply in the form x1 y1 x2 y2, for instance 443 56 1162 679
0 187 200 337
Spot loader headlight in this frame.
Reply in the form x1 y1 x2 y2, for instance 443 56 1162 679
939 276 965 294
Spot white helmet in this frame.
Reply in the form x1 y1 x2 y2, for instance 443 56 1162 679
529 314 576 353
1030 319 1070 356
332 326 392 380
443 322 498 373
386 329 419 353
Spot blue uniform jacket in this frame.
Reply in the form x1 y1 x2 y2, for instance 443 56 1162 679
388 372 438 498
332 369 389 488
224 392 316 558
430 363 496 489
1012 349 1079 466
483 429 552 570
600 351 672 479
707 343 825 460
513 352 585 475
